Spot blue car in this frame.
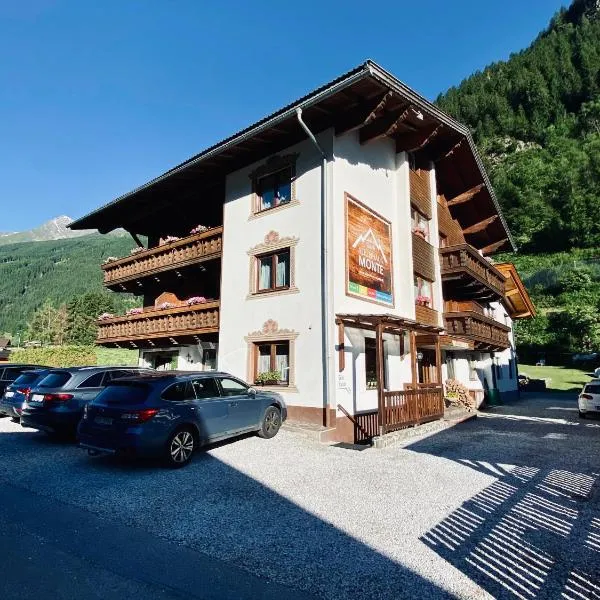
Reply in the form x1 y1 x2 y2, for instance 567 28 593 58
0 368 50 421
78 371 287 467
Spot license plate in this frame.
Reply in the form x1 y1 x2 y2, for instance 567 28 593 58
30 394 44 403
94 416 113 426
4 391 14 398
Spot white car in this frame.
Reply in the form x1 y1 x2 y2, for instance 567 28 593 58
578 380 600 417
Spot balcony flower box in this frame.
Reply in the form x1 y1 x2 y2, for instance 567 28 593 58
255 371 282 386
412 227 428 239
415 295 431 307
186 296 207 306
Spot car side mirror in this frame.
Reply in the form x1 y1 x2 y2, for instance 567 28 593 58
248 387 257 396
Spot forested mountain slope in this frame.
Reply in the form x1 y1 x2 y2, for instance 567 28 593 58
436 0 600 252
0 234 134 336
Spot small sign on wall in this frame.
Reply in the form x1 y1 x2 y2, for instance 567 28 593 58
345 193 394 306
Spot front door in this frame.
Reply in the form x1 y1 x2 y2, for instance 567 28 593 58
418 350 438 383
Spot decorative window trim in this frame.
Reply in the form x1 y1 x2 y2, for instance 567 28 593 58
247 231 299 298
245 320 299 392
248 154 299 219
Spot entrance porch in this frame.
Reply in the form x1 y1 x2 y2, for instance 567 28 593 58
335 314 445 442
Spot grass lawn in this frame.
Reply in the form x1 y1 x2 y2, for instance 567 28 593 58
519 363 591 392
95 347 139 366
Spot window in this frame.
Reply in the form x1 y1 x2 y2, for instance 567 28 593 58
162 381 195 401
192 378 220 399
254 341 290 385
100 382 150 405
12 372 42 387
257 250 290 292
78 372 105 388
218 377 249 396
256 167 292 212
38 371 72 388
414 275 433 308
584 384 600 395
411 207 430 242
365 338 377 389
446 356 456 380
202 349 217 371
3 367 29 381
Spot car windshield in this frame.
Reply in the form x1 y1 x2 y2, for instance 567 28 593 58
37 371 72 388
584 384 600 394
12 372 43 386
96 382 151 405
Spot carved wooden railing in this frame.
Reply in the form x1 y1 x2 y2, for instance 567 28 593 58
382 385 444 434
440 244 505 297
102 227 223 286
415 304 440 327
97 301 220 345
444 302 510 350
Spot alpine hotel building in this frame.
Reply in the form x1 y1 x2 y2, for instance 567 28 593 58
71 62 535 443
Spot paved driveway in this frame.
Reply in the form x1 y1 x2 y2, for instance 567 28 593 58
0 393 599 599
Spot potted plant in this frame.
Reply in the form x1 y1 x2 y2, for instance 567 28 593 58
255 370 281 386
416 295 431 307
412 225 427 239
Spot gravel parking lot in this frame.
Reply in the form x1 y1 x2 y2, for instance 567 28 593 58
1 393 599 599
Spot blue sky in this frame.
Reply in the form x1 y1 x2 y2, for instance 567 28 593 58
0 0 568 232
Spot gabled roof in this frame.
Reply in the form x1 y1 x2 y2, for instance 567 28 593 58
70 60 515 253
496 263 536 319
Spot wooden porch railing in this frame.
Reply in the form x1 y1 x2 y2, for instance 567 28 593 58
97 301 220 345
382 384 444 434
440 244 505 297
337 404 379 443
102 227 223 287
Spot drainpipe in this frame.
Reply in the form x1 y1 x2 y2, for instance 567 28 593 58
296 108 332 427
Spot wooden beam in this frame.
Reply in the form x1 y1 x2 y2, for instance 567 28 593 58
434 138 465 162
126 230 145 249
410 331 417 385
359 106 411 144
463 215 499 235
337 321 345 372
447 184 485 207
376 322 386 435
395 124 443 153
435 336 442 385
481 238 509 255
335 91 393 135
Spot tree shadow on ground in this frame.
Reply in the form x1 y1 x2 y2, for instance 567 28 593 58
406 399 600 599
0 428 455 600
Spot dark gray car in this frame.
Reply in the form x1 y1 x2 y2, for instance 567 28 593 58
21 366 153 436
0 364 47 399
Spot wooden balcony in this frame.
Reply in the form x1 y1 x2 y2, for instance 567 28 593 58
415 304 440 327
444 301 510 350
97 301 220 347
440 243 505 301
102 227 223 291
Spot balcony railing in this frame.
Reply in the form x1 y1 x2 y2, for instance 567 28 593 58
415 304 440 327
102 227 223 288
444 301 510 350
97 301 220 346
440 244 505 299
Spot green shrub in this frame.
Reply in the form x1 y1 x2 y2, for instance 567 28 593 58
10 346 97 367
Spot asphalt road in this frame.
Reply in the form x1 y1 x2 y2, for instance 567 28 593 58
0 479 314 600
0 393 599 599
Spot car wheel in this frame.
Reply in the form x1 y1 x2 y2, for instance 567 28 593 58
258 406 282 439
165 427 196 468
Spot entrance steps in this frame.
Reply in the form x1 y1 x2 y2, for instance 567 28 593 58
281 421 337 444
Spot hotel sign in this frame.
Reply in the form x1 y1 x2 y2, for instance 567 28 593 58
345 193 394 306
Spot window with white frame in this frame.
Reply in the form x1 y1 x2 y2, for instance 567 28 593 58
411 207 430 242
414 275 433 308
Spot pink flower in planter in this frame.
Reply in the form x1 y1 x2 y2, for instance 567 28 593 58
190 225 208 234
416 295 431 306
103 256 118 264
158 302 174 310
186 296 207 305
98 312 115 320
162 236 180 244
126 307 143 316
130 246 144 255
